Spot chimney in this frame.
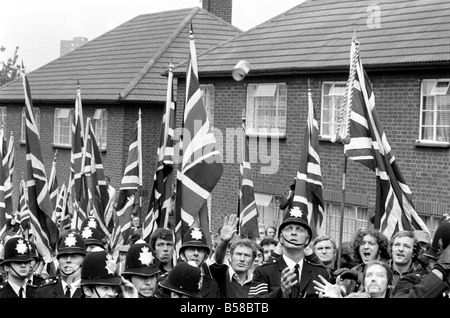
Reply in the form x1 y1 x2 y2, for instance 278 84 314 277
202 0 232 24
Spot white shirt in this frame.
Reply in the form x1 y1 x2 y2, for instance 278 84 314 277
282 255 303 283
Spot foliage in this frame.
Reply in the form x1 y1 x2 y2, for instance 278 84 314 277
0 45 20 87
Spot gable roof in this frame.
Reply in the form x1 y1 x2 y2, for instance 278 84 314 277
173 0 450 77
0 7 241 103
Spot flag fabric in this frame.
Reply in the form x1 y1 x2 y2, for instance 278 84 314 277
52 182 67 228
22 69 59 263
142 64 175 243
116 115 142 243
69 85 88 230
344 39 429 240
291 87 324 240
0 129 8 239
3 131 14 216
237 111 259 239
83 118 111 238
17 176 30 235
174 28 223 253
48 150 58 212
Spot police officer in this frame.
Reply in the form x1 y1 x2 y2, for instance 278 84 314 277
79 250 138 298
80 226 105 251
80 216 108 242
178 227 220 298
35 231 87 298
248 207 330 298
121 241 160 298
0 236 37 298
157 261 203 298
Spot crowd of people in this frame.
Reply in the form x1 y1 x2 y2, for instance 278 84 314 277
1 192 450 299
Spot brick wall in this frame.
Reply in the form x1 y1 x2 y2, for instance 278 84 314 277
176 67 450 234
202 0 232 24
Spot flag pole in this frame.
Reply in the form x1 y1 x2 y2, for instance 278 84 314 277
335 32 358 268
337 155 347 269
138 108 143 225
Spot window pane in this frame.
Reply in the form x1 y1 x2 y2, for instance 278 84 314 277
246 83 286 135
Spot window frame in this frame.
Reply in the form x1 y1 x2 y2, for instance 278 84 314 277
0 107 6 128
320 81 348 140
53 108 73 147
245 83 287 138
93 108 108 151
321 202 369 244
200 84 215 129
417 79 450 147
20 107 40 143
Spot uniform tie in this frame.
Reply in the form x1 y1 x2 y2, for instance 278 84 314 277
18 287 24 298
291 264 300 298
65 285 71 298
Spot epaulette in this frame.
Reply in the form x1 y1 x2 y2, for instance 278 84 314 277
260 259 277 267
40 277 59 286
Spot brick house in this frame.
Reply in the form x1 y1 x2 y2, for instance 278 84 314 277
0 2 240 220
172 0 450 242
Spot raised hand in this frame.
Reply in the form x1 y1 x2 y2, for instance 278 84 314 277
219 214 239 241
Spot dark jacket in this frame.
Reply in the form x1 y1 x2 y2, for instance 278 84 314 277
392 271 449 298
248 255 330 298
0 281 37 298
34 277 82 298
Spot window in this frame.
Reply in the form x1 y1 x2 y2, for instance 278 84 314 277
200 84 214 128
53 108 72 146
255 192 284 230
246 83 287 137
419 214 441 240
320 82 347 139
21 107 40 142
419 79 450 143
0 107 6 128
94 109 107 150
321 202 369 243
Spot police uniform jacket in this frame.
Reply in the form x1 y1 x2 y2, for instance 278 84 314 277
0 281 37 298
34 277 82 298
28 274 46 288
248 255 330 298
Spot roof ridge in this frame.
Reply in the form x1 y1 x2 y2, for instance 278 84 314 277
119 7 200 99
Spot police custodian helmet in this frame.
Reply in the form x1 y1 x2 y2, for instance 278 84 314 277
57 231 87 258
158 261 202 298
278 207 312 239
179 227 210 256
0 236 34 266
121 242 160 277
80 250 122 286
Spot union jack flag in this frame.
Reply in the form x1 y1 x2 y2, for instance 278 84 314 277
69 85 88 230
291 86 324 240
22 68 59 263
116 113 142 242
237 109 259 239
174 27 223 253
143 64 175 243
344 39 429 240
82 119 111 238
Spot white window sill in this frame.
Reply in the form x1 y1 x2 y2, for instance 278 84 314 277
415 140 450 148
245 132 286 139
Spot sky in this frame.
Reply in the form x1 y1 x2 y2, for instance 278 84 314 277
0 0 304 72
